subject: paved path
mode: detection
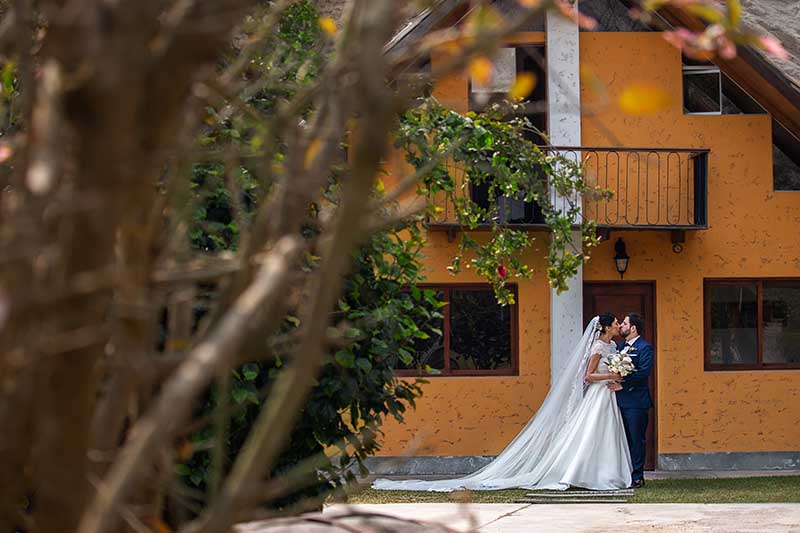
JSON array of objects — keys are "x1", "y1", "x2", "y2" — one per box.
[{"x1": 324, "y1": 503, "x2": 800, "y2": 532}]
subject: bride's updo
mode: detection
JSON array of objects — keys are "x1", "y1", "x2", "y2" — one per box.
[{"x1": 597, "y1": 312, "x2": 616, "y2": 334}]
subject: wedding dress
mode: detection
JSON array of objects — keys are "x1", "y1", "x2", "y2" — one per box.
[{"x1": 372, "y1": 317, "x2": 632, "y2": 491}]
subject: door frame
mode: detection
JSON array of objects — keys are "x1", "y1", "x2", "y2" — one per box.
[{"x1": 583, "y1": 280, "x2": 658, "y2": 470}]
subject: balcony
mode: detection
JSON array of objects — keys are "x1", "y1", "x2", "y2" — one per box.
[{"x1": 426, "y1": 147, "x2": 709, "y2": 240}]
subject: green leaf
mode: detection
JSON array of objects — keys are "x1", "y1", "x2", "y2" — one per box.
[
  {"x1": 345, "y1": 327, "x2": 363, "y2": 339},
  {"x1": 424, "y1": 365, "x2": 442, "y2": 375},
  {"x1": 1, "y1": 62, "x2": 14, "y2": 95},
  {"x1": 398, "y1": 348, "x2": 414, "y2": 365},
  {"x1": 335, "y1": 350, "x2": 355, "y2": 368},
  {"x1": 356, "y1": 358, "x2": 372, "y2": 372},
  {"x1": 242, "y1": 363, "x2": 259, "y2": 381},
  {"x1": 231, "y1": 386, "x2": 250, "y2": 404},
  {"x1": 411, "y1": 286, "x2": 421, "y2": 301}
]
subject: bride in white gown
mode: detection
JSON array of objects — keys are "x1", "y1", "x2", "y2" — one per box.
[{"x1": 373, "y1": 314, "x2": 632, "y2": 491}]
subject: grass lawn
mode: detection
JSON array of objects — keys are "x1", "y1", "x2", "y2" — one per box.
[{"x1": 346, "y1": 476, "x2": 800, "y2": 504}]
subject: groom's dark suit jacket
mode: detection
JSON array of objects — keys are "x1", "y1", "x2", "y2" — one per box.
[{"x1": 615, "y1": 336, "x2": 654, "y2": 410}]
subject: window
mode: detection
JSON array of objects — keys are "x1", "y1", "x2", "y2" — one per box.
[
  {"x1": 683, "y1": 63, "x2": 722, "y2": 115},
  {"x1": 396, "y1": 285, "x2": 518, "y2": 376},
  {"x1": 682, "y1": 59, "x2": 765, "y2": 116},
  {"x1": 705, "y1": 280, "x2": 800, "y2": 370}
]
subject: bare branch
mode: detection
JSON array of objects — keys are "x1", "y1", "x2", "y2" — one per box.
[{"x1": 77, "y1": 236, "x2": 304, "y2": 533}]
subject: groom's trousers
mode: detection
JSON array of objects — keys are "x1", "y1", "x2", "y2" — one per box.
[{"x1": 620, "y1": 408, "x2": 648, "y2": 482}]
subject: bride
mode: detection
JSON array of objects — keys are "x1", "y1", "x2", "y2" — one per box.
[{"x1": 372, "y1": 313, "x2": 632, "y2": 491}]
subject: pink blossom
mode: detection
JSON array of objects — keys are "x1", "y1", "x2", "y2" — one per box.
[
  {"x1": 717, "y1": 36, "x2": 737, "y2": 60},
  {"x1": 0, "y1": 143, "x2": 12, "y2": 163},
  {"x1": 663, "y1": 28, "x2": 695, "y2": 49},
  {"x1": 759, "y1": 35, "x2": 790, "y2": 61}
]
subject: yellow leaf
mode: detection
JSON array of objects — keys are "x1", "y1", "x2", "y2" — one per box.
[
  {"x1": 580, "y1": 67, "x2": 605, "y2": 97},
  {"x1": 166, "y1": 338, "x2": 190, "y2": 352},
  {"x1": 509, "y1": 72, "x2": 537, "y2": 101},
  {"x1": 305, "y1": 139, "x2": 322, "y2": 169},
  {"x1": 641, "y1": 0, "x2": 667, "y2": 10},
  {"x1": 434, "y1": 206, "x2": 444, "y2": 213},
  {"x1": 435, "y1": 39, "x2": 465, "y2": 60},
  {"x1": 469, "y1": 56, "x2": 493, "y2": 87},
  {"x1": 375, "y1": 178, "x2": 385, "y2": 193},
  {"x1": 177, "y1": 440, "x2": 194, "y2": 461},
  {"x1": 685, "y1": 4, "x2": 724, "y2": 24},
  {"x1": 463, "y1": 5, "x2": 504, "y2": 36},
  {"x1": 148, "y1": 517, "x2": 172, "y2": 533},
  {"x1": 618, "y1": 84, "x2": 672, "y2": 115},
  {"x1": 318, "y1": 17, "x2": 337, "y2": 37},
  {"x1": 727, "y1": 0, "x2": 742, "y2": 26}
]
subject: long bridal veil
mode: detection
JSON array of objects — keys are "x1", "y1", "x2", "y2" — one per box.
[{"x1": 372, "y1": 316, "x2": 601, "y2": 491}]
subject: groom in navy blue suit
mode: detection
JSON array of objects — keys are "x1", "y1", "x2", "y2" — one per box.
[{"x1": 610, "y1": 312, "x2": 653, "y2": 488}]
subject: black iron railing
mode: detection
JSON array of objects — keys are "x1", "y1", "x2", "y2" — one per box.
[
  {"x1": 551, "y1": 147, "x2": 709, "y2": 229},
  {"x1": 426, "y1": 147, "x2": 709, "y2": 231}
]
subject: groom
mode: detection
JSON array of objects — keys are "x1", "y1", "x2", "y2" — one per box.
[{"x1": 609, "y1": 312, "x2": 653, "y2": 488}]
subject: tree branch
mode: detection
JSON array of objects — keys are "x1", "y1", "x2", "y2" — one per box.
[{"x1": 77, "y1": 235, "x2": 304, "y2": 533}]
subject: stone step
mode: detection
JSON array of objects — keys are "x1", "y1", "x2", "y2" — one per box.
[
  {"x1": 516, "y1": 498, "x2": 631, "y2": 504},
  {"x1": 525, "y1": 490, "x2": 635, "y2": 498}
]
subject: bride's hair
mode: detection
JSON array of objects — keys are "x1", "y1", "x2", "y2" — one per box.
[{"x1": 597, "y1": 312, "x2": 616, "y2": 334}]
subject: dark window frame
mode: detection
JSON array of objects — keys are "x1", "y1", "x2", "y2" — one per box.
[
  {"x1": 704, "y1": 278, "x2": 800, "y2": 371},
  {"x1": 682, "y1": 64, "x2": 722, "y2": 115},
  {"x1": 396, "y1": 283, "x2": 520, "y2": 377}
]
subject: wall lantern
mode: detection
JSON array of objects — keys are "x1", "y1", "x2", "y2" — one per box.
[{"x1": 614, "y1": 237, "x2": 629, "y2": 279}]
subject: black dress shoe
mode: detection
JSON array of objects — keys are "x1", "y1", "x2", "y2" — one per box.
[{"x1": 631, "y1": 479, "x2": 645, "y2": 489}]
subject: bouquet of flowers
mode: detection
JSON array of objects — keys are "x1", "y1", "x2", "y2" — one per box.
[{"x1": 607, "y1": 350, "x2": 635, "y2": 377}]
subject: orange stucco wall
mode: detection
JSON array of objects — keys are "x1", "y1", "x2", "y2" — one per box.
[
  {"x1": 377, "y1": 32, "x2": 800, "y2": 458},
  {"x1": 376, "y1": 233, "x2": 554, "y2": 455},
  {"x1": 581, "y1": 33, "x2": 800, "y2": 454}
]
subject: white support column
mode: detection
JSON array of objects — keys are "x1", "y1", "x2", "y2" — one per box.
[{"x1": 546, "y1": 6, "x2": 583, "y2": 383}]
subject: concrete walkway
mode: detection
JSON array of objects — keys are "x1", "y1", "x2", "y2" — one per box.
[{"x1": 324, "y1": 503, "x2": 800, "y2": 532}]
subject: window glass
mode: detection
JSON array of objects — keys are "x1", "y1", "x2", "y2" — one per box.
[
  {"x1": 763, "y1": 283, "x2": 800, "y2": 364},
  {"x1": 708, "y1": 284, "x2": 758, "y2": 365},
  {"x1": 449, "y1": 289, "x2": 513, "y2": 371}
]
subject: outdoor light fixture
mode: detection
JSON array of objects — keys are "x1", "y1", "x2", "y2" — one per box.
[{"x1": 614, "y1": 237, "x2": 629, "y2": 279}]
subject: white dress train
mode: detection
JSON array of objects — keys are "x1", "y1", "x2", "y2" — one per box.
[{"x1": 372, "y1": 320, "x2": 632, "y2": 491}]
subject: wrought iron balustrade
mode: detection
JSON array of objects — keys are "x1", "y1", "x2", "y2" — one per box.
[{"x1": 425, "y1": 146, "x2": 709, "y2": 232}]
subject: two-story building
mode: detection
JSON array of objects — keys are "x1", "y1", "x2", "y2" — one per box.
[{"x1": 370, "y1": 0, "x2": 800, "y2": 476}]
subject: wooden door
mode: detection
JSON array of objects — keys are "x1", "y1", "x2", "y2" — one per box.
[{"x1": 583, "y1": 281, "x2": 657, "y2": 471}]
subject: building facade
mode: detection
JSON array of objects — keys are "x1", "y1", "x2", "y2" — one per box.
[{"x1": 372, "y1": 0, "x2": 800, "y2": 474}]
